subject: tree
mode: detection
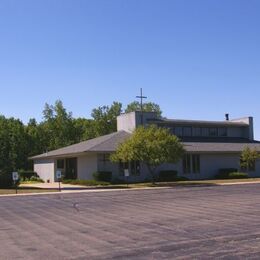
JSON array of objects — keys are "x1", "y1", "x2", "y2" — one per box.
[
  {"x1": 0, "y1": 116, "x2": 29, "y2": 172},
  {"x1": 240, "y1": 147, "x2": 259, "y2": 172},
  {"x1": 125, "y1": 101, "x2": 162, "y2": 118},
  {"x1": 111, "y1": 125, "x2": 185, "y2": 183},
  {"x1": 42, "y1": 100, "x2": 76, "y2": 150},
  {"x1": 73, "y1": 118, "x2": 95, "y2": 142},
  {"x1": 91, "y1": 102, "x2": 122, "y2": 136}
]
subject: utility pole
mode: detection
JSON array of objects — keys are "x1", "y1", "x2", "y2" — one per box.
[{"x1": 136, "y1": 88, "x2": 147, "y2": 126}]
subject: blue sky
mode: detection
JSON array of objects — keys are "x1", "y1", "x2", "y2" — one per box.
[{"x1": 0, "y1": 0, "x2": 259, "y2": 138}]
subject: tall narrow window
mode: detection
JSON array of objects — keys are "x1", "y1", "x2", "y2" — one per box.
[
  {"x1": 192, "y1": 155, "x2": 200, "y2": 173},
  {"x1": 131, "y1": 161, "x2": 141, "y2": 176},
  {"x1": 183, "y1": 154, "x2": 191, "y2": 174},
  {"x1": 57, "y1": 159, "x2": 65, "y2": 169},
  {"x1": 183, "y1": 154, "x2": 201, "y2": 174},
  {"x1": 119, "y1": 161, "x2": 129, "y2": 176}
]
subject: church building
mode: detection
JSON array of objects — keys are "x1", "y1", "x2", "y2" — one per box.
[{"x1": 31, "y1": 111, "x2": 260, "y2": 183}]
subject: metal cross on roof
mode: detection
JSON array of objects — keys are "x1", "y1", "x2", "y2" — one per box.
[{"x1": 136, "y1": 88, "x2": 147, "y2": 125}]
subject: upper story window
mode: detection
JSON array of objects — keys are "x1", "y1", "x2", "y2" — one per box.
[
  {"x1": 174, "y1": 127, "x2": 183, "y2": 136},
  {"x1": 201, "y1": 127, "x2": 209, "y2": 136},
  {"x1": 99, "y1": 154, "x2": 110, "y2": 163},
  {"x1": 183, "y1": 127, "x2": 192, "y2": 136},
  {"x1": 218, "y1": 127, "x2": 228, "y2": 137},
  {"x1": 193, "y1": 127, "x2": 201, "y2": 136},
  {"x1": 209, "y1": 128, "x2": 218, "y2": 137}
]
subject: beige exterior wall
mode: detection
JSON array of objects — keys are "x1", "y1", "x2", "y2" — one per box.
[
  {"x1": 77, "y1": 153, "x2": 98, "y2": 180},
  {"x1": 34, "y1": 159, "x2": 55, "y2": 183},
  {"x1": 117, "y1": 111, "x2": 158, "y2": 132}
]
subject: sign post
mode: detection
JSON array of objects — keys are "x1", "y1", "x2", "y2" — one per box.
[
  {"x1": 124, "y1": 169, "x2": 129, "y2": 188},
  {"x1": 12, "y1": 172, "x2": 19, "y2": 194},
  {"x1": 56, "y1": 170, "x2": 62, "y2": 192}
]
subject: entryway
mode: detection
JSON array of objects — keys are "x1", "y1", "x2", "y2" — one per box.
[{"x1": 65, "y1": 158, "x2": 78, "y2": 179}]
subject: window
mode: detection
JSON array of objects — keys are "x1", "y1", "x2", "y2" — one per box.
[
  {"x1": 218, "y1": 127, "x2": 228, "y2": 137},
  {"x1": 192, "y1": 155, "x2": 200, "y2": 173},
  {"x1": 169, "y1": 127, "x2": 175, "y2": 135},
  {"x1": 119, "y1": 161, "x2": 141, "y2": 176},
  {"x1": 131, "y1": 161, "x2": 141, "y2": 176},
  {"x1": 99, "y1": 154, "x2": 110, "y2": 163},
  {"x1": 183, "y1": 154, "x2": 191, "y2": 174},
  {"x1": 183, "y1": 154, "x2": 201, "y2": 174},
  {"x1": 119, "y1": 161, "x2": 129, "y2": 176},
  {"x1": 201, "y1": 128, "x2": 209, "y2": 137},
  {"x1": 57, "y1": 159, "x2": 64, "y2": 169},
  {"x1": 174, "y1": 127, "x2": 183, "y2": 136},
  {"x1": 183, "y1": 127, "x2": 192, "y2": 136},
  {"x1": 209, "y1": 128, "x2": 218, "y2": 137},
  {"x1": 193, "y1": 127, "x2": 201, "y2": 136}
]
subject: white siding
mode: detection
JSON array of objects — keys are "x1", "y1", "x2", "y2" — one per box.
[
  {"x1": 77, "y1": 154, "x2": 98, "y2": 180},
  {"x1": 34, "y1": 159, "x2": 55, "y2": 183}
]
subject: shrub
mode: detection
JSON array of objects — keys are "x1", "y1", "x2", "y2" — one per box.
[
  {"x1": 62, "y1": 179, "x2": 110, "y2": 186},
  {"x1": 0, "y1": 171, "x2": 14, "y2": 188},
  {"x1": 18, "y1": 170, "x2": 38, "y2": 181},
  {"x1": 158, "y1": 170, "x2": 178, "y2": 182},
  {"x1": 215, "y1": 168, "x2": 238, "y2": 179},
  {"x1": 93, "y1": 171, "x2": 112, "y2": 182},
  {"x1": 29, "y1": 176, "x2": 44, "y2": 183},
  {"x1": 228, "y1": 172, "x2": 248, "y2": 179}
]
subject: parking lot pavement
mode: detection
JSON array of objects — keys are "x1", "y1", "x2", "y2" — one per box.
[{"x1": 1, "y1": 185, "x2": 260, "y2": 259}]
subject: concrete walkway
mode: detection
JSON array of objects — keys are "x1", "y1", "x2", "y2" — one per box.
[{"x1": 20, "y1": 182, "x2": 88, "y2": 190}]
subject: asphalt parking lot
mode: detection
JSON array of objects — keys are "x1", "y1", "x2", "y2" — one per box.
[{"x1": 1, "y1": 184, "x2": 260, "y2": 259}]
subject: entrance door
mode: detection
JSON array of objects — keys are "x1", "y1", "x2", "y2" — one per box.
[{"x1": 65, "y1": 158, "x2": 77, "y2": 179}]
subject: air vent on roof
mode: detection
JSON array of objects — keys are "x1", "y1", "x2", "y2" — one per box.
[{"x1": 225, "y1": 114, "x2": 229, "y2": 121}]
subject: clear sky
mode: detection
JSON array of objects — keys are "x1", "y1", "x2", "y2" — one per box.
[{"x1": 0, "y1": 0, "x2": 259, "y2": 139}]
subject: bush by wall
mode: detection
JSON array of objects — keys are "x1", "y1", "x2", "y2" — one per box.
[
  {"x1": 215, "y1": 168, "x2": 238, "y2": 179},
  {"x1": 93, "y1": 171, "x2": 112, "y2": 182},
  {"x1": 227, "y1": 172, "x2": 248, "y2": 179},
  {"x1": 216, "y1": 170, "x2": 248, "y2": 179},
  {"x1": 18, "y1": 170, "x2": 38, "y2": 181}
]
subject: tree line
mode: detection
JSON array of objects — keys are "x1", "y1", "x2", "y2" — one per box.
[{"x1": 0, "y1": 100, "x2": 162, "y2": 173}]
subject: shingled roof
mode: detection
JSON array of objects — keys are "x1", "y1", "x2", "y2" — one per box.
[
  {"x1": 30, "y1": 131, "x2": 131, "y2": 160},
  {"x1": 184, "y1": 142, "x2": 260, "y2": 153},
  {"x1": 30, "y1": 130, "x2": 260, "y2": 160}
]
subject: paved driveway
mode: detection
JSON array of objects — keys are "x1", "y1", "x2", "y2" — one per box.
[{"x1": 1, "y1": 184, "x2": 260, "y2": 259}]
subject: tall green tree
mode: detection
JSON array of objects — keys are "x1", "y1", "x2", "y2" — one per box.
[
  {"x1": 240, "y1": 147, "x2": 259, "y2": 172},
  {"x1": 42, "y1": 100, "x2": 76, "y2": 150},
  {"x1": 73, "y1": 118, "x2": 95, "y2": 142},
  {"x1": 0, "y1": 116, "x2": 29, "y2": 172},
  {"x1": 125, "y1": 101, "x2": 162, "y2": 118},
  {"x1": 91, "y1": 102, "x2": 122, "y2": 136},
  {"x1": 111, "y1": 125, "x2": 185, "y2": 183}
]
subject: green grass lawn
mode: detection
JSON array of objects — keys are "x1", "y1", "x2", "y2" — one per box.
[
  {"x1": 0, "y1": 187, "x2": 58, "y2": 195},
  {"x1": 2, "y1": 178, "x2": 260, "y2": 195},
  {"x1": 63, "y1": 177, "x2": 260, "y2": 189},
  {"x1": 129, "y1": 178, "x2": 260, "y2": 188}
]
